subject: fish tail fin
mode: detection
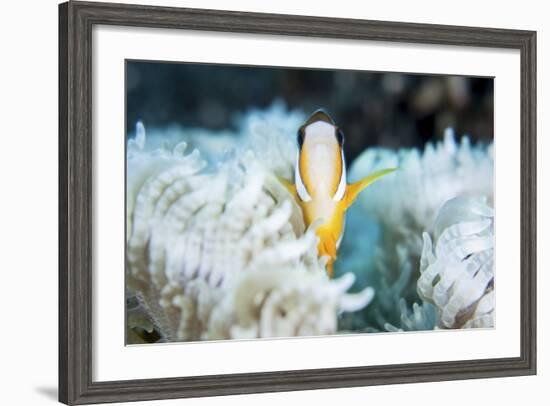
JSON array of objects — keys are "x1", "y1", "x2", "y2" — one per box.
[
  {"x1": 317, "y1": 228, "x2": 338, "y2": 278},
  {"x1": 344, "y1": 167, "x2": 397, "y2": 209},
  {"x1": 326, "y1": 261, "x2": 335, "y2": 278}
]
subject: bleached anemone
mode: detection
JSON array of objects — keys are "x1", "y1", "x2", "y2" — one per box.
[
  {"x1": 126, "y1": 104, "x2": 495, "y2": 339},
  {"x1": 384, "y1": 299, "x2": 437, "y2": 333},
  {"x1": 126, "y1": 122, "x2": 373, "y2": 343},
  {"x1": 418, "y1": 197, "x2": 494, "y2": 329},
  {"x1": 349, "y1": 128, "x2": 493, "y2": 252},
  {"x1": 239, "y1": 101, "x2": 305, "y2": 180},
  {"x1": 341, "y1": 129, "x2": 494, "y2": 331},
  {"x1": 209, "y1": 269, "x2": 374, "y2": 340}
]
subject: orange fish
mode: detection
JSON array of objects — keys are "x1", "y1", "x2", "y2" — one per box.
[{"x1": 281, "y1": 110, "x2": 396, "y2": 277}]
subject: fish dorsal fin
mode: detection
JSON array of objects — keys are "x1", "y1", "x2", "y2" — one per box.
[{"x1": 303, "y1": 109, "x2": 335, "y2": 127}]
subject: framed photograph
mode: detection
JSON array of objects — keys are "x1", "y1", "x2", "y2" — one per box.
[{"x1": 59, "y1": 1, "x2": 536, "y2": 404}]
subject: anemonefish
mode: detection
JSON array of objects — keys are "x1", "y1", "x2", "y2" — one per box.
[{"x1": 281, "y1": 110, "x2": 396, "y2": 277}]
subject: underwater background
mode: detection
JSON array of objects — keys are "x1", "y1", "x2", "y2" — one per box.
[
  {"x1": 127, "y1": 62, "x2": 493, "y2": 158},
  {"x1": 125, "y1": 61, "x2": 495, "y2": 343}
]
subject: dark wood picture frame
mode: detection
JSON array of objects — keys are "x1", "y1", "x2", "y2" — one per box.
[{"x1": 59, "y1": 1, "x2": 537, "y2": 404}]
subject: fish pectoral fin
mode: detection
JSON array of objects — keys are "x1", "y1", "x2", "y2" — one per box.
[
  {"x1": 344, "y1": 167, "x2": 397, "y2": 209},
  {"x1": 277, "y1": 176, "x2": 297, "y2": 199}
]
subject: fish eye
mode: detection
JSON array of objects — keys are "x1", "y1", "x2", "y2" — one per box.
[
  {"x1": 297, "y1": 128, "x2": 305, "y2": 147},
  {"x1": 336, "y1": 128, "x2": 344, "y2": 145}
]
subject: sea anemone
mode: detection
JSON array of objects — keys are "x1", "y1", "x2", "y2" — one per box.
[
  {"x1": 126, "y1": 120, "x2": 373, "y2": 343},
  {"x1": 340, "y1": 128, "x2": 494, "y2": 331},
  {"x1": 126, "y1": 104, "x2": 495, "y2": 341},
  {"x1": 418, "y1": 196, "x2": 494, "y2": 329}
]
